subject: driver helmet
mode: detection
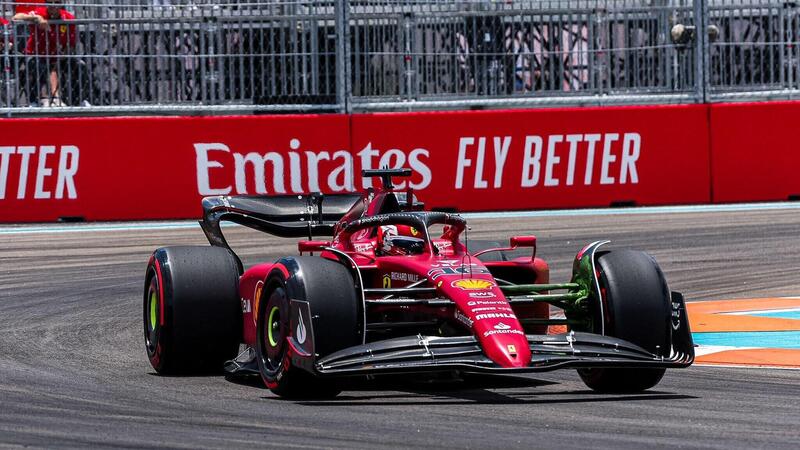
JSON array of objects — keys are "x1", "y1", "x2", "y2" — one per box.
[{"x1": 377, "y1": 225, "x2": 425, "y2": 256}]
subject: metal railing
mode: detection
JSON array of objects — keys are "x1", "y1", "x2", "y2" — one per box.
[
  {"x1": 349, "y1": 1, "x2": 700, "y2": 110},
  {"x1": 0, "y1": 1, "x2": 799, "y2": 116}
]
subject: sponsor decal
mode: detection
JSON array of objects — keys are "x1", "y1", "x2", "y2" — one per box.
[
  {"x1": 354, "y1": 242, "x2": 374, "y2": 253},
  {"x1": 454, "y1": 310, "x2": 473, "y2": 328},
  {"x1": 476, "y1": 312, "x2": 516, "y2": 321},
  {"x1": 470, "y1": 306, "x2": 513, "y2": 312},
  {"x1": 455, "y1": 133, "x2": 641, "y2": 189},
  {"x1": 390, "y1": 272, "x2": 419, "y2": 283},
  {"x1": 410, "y1": 227, "x2": 419, "y2": 236},
  {"x1": 428, "y1": 266, "x2": 490, "y2": 280},
  {"x1": 437, "y1": 281, "x2": 443, "y2": 288},
  {"x1": 240, "y1": 298, "x2": 251, "y2": 314},
  {"x1": 451, "y1": 279, "x2": 496, "y2": 290},
  {"x1": 296, "y1": 313, "x2": 307, "y2": 345},
  {"x1": 483, "y1": 329, "x2": 524, "y2": 337},
  {"x1": 433, "y1": 240, "x2": 453, "y2": 252},
  {"x1": 429, "y1": 260, "x2": 478, "y2": 268},
  {"x1": 671, "y1": 300, "x2": 681, "y2": 330},
  {"x1": 482, "y1": 321, "x2": 523, "y2": 337},
  {"x1": 468, "y1": 291, "x2": 497, "y2": 298},
  {"x1": 507, "y1": 344, "x2": 517, "y2": 353},
  {"x1": 467, "y1": 300, "x2": 506, "y2": 306},
  {"x1": 0, "y1": 145, "x2": 80, "y2": 200},
  {"x1": 382, "y1": 274, "x2": 391, "y2": 288},
  {"x1": 252, "y1": 281, "x2": 264, "y2": 321},
  {"x1": 194, "y1": 141, "x2": 431, "y2": 195}
]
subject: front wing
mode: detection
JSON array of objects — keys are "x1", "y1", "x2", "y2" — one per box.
[
  {"x1": 314, "y1": 331, "x2": 693, "y2": 376},
  {"x1": 286, "y1": 292, "x2": 694, "y2": 377}
]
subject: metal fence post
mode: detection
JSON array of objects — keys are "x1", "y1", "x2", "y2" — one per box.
[
  {"x1": 402, "y1": 12, "x2": 416, "y2": 103},
  {"x1": 203, "y1": 16, "x2": 220, "y2": 105},
  {"x1": 3, "y1": 24, "x2": 11, "y2": 115},
  {"x1": 693, "y1": 0, "x2": 709, "y2": 103},
  {"x1": 335, "y1": 0, "x2": 352, "y2": 113}
]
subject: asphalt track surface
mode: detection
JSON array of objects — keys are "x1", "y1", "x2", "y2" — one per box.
[{"x1": 2, "y1": 207, "x2": 800, "y2": 448}]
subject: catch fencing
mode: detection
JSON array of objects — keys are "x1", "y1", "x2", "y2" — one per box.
[{"x1": 0, "y1": 0, "x2": 799, "y2": 115}]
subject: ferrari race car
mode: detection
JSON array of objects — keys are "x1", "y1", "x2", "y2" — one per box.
[{"x1": 143, "y1": 168, "x2": 694, "y2": 398}]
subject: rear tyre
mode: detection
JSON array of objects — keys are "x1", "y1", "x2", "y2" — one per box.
[
  {"x1": 144, "y1": 246, "x2": 241, "y2": 375},
  {"x1": 577, "y1": 250, "x2": 671, "y2": 393},
  {"x1": 256, "y1": 257, "x2": 361, "y2": 399}
]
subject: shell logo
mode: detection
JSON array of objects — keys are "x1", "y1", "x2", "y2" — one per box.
[
  {"x1": 252, "y1": 281, "x2": 264, "y2": 322},
  {"x1": 451, "y1": 279, "x2": 495, "y2": 290}
]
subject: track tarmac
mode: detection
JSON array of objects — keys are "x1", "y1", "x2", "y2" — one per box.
[{"x1": 1, "y1": 206, "x2": 800, "y2": 448}]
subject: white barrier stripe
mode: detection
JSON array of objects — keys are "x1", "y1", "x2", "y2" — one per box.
[{"x1": 3, "y1": 201, "x2": 800, "y2": 235}]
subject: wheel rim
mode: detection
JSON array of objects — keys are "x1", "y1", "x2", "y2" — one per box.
[
  {"x1": 149, "y1": 292, "x2": 158, "y2": 332},
  {"x1": 143, "y1": 275, "x2": 159, "y2": 355},
  {"x1": 267, "y1": 306, "x2": 280, "y2": 347},
  {"x1": 260, "y1": 286, "x2": 288, "y2": 375}
]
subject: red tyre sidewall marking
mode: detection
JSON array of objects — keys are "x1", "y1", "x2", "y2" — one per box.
[
  {"x1": 154, "y1": 257, "x2": 166, "y2": 326},
  {"x1": 146, "y1": 255, "x2": 164, "y2": 368}
]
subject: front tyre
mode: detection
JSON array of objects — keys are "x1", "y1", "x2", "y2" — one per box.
[
  {"x1": 256, "y1": 257, "x2": 361, "y2": 399},
  {"x1": 578, "y1": 250, "x2": 671, "y2": 393},
  {"x1": 144, "y1": 246, "x2": 241, "y2": 374}
]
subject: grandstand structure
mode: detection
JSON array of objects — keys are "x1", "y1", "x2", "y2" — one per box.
[{"x1": 0, "y1": 0, "x2": 797, "y2": 115}]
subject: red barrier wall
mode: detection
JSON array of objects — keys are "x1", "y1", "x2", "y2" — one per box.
[
  {"x1": 0, "y1": 104, "x2": 712, "y2": 222},
  {"x1": 352, "y1": 105, "x2": 711, "y2": 211},
  {"x1": 0, "y1": 115, "x2": 351, "y2": 221},
  {"x1": 710, "y1": 101, "x2": 800, "y2": 203}
]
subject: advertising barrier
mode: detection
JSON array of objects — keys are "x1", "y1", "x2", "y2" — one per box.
[
  {"x1": 351, "y1": 106, "x2": 711, "y2": 211},
  {"x1": 709, "y1": 101, "x2": 800, "y2": 203},
  {"x1": 0, "y1": 115, "x2": 351, "y2": 222},
  {"x1": 1, "y1": 104, "x2": 718, "y2": 222}
]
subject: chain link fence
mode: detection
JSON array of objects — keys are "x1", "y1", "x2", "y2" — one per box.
[{"x1": 0, "y1": 1, "x2": 798, "y2": 115}]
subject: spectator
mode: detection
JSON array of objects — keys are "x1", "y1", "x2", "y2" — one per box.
[
  {"x1": 0, "y1": 16, "x2": 10, "y2": 49},
  {"x1": 13, "y1": 0, "x2": 76, "y2": 107}
]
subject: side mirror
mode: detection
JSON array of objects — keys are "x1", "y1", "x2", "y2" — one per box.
[
  {"x1": 510, "y1": 236, "x2": 536, "y2": 248},
  {"x1": 298, "y1": 240, "x2": 331, "y2": 254}
]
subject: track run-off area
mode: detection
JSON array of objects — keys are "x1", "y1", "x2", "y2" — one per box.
[{"x1": 1, "y1": 202, "x2": 800, "y2": 448}]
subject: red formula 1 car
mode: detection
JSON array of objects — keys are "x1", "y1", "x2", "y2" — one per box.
[{"x1": 143, "y1": 169, "x2": 693, "y2": 398}]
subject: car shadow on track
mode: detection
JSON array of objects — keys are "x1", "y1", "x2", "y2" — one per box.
[
  {"x1": 296, "y1": 390, "x2": 696, "y2": 406},
  {"x1": 271, "y1": 373, "x2": 698, "y2": 405}
]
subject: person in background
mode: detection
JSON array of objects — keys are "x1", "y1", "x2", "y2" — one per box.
[
  {"x1": 12, "y1": 0, "x2": 75, "y2": 107},
  {"x1": 0, "y1": 16, "x2": 9, "y2": 47}
]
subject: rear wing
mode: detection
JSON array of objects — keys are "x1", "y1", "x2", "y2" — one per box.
[{"x1": 199, "y1": 193, "x2": 362, "y2": 259}]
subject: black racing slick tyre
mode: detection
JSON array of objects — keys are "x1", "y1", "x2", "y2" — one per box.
[
  {"x1": 256, "y1": 257, "x2": 361, "y2": 399},
  {"x1": 144, "y1": 246, "x2": 241, "y2": 375},
  {"x1": 578, "y1": 250, "x2": 671, "y2": 393}
]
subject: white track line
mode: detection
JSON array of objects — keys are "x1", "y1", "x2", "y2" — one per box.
[{"x1": 2, "y1": 201, "x2": 800, "y2": 235}]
